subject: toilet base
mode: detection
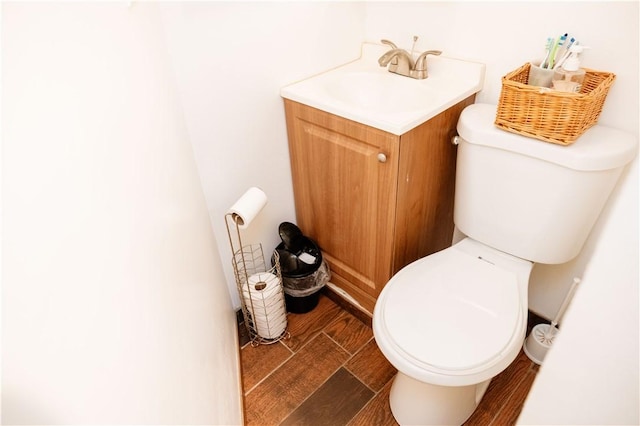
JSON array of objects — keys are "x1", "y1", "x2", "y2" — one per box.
[{"x1": 389, "y1": 372, "x2": 491, "y2": 425}]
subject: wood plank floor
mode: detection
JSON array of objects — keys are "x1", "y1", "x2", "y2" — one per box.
[{"x1": 238, "y1": 293, "x2": 540, "y2": 426}]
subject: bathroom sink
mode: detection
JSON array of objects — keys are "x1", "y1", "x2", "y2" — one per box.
[
  {"x1": 281, "y1": 43, "x2": 485, "y2": 135},
  {"x1": 323, "y1": 71, "x2": 441, "y2": 114}
]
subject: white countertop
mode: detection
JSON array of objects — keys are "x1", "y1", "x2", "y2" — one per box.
[{"x1": 281, "y1": 42, "x2": 485, "y2": 135}]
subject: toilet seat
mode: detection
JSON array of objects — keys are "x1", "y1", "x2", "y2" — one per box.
[{"x1": 373, "y1": 239, "x2": 529, "y2": 386}]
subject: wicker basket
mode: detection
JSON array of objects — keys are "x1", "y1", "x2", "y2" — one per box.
[{"x1": 495, "y1": 63, "x2": 615, "y2": 145}]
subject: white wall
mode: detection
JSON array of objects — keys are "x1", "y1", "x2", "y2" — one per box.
[
  {"x1": 1, "y1": 3, "x2": 242, "y2": 424},
  {"x1": 518, "y1": 160, "x2": 639, "y2": 425},
  {"x1": 159, "y1": 2, "x2": 366, "y2": 309}
]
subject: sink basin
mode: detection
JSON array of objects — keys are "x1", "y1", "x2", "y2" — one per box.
[
  {"x1": 281, "y1": 42, "x2": 485, "y2": 135},
  {"x1": 324, "y1": 71, "x2": 440, "y2": 114}
]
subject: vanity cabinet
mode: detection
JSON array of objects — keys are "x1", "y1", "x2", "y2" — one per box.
[{"x1": 284, "y1": 96, "x2": 475, "y2": 313}]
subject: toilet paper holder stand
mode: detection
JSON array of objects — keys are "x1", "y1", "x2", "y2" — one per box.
[{"x1": 225, "y1": 212, "x2": 290, "y2": 347}]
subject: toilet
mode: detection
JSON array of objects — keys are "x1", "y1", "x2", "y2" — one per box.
[{"x1": 372, "y1": 103, "x2": 637, "y2": 425}]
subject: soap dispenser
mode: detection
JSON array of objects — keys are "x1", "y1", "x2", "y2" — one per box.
[{"x1": 552, "y1": 45, "x2": 586, "y2": 93}]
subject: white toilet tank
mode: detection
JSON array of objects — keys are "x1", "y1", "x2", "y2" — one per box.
[{"x1": 455, "y1": 104, "x2": 637, "y2": 264}]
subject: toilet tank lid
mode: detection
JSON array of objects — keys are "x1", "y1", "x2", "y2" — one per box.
[{"x1": 457, "y1": 103, "x2": 638, "y2": 171}]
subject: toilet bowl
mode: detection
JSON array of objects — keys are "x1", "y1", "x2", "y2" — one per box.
[
  {"x1": 373, "y1": 238, "x2": 532, "y2": 425},
  {"x1": 372, "y1": 103, "x2": 637, "y2": 425}
]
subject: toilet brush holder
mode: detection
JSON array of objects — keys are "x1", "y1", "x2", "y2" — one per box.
[
  {"x1": 524, "y1": 277, "x2": 580, "y2": 365},
  {"x1": 523, "y1": 323, "x2": 557, "y2": 365}
]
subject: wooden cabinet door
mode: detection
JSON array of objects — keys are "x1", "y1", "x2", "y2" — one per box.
[{"x1": 284, "y1": 100, "x2": 399, "y2": 309}]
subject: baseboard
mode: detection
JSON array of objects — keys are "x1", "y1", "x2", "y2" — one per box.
[{"x1": 321, "y1": 285, "x2": 372, "y2": 328}]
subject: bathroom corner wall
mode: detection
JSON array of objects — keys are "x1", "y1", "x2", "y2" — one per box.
[
  {"x1": 2, "y1": 3, "x2": 242, "y2": 424},
  {"x1": 519, "y1": 158, "x2": 639, "y2": 425},
  {"x1": 159, "y1": 2, "x2": 366, "y2": 309}
]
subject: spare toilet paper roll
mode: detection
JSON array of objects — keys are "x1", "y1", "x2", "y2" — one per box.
[
  {"x1": 243, "y1": 272, "x2": 287, "y2": 339},
  {"x1": 243, "y1": 272, "x2": 282, "y2": 301},
  {"x1": 227, "y1": 187, "x2": 268, "y2": 229}
]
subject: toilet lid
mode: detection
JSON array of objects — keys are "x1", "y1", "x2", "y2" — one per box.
[{"x1": 381, "y1": 249, "x2": 521, "y2": 372}]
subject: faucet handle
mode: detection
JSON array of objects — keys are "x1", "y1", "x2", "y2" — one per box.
[
  {"x1": 380, "y1": 39, "x2": 400, "y2": 71},
  {"x1": 381, "y1": 39, "x2": 398, "y2": 49},
  {"x1": 414, "y1": 50, "x2": 442, "y2": 70},
  {"x1": 411, "y1": 50, "x2": 442, "y2": 79}
]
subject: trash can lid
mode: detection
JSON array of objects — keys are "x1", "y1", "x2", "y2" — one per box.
[
  {"x1": 274, "y1": 238, "x2": 323, "y2": 278},
  {"x1": 279, "y1": 222, "x2": 305, "y2": 253}
]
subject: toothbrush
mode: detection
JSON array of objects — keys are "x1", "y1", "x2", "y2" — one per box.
[
  {"x1": 551, "y1": 33, "x2": 568, "y2": 68},
  {"x1": 548, "y1": 33, "x2": 567, "y2": 69},
  {"x1": 554, "y1": 37, "x2": 577, "y2": 69},
  {"x1": 540, "y1": 37, "x2": 554, "y2": 68},
  {"x1": 558, "y1": 36, "x2": 575, "y2": 58}
]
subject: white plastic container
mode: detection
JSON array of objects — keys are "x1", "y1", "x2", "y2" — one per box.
[{"x1": 552, "y1": 45, "x2": 586, "y2": 93}]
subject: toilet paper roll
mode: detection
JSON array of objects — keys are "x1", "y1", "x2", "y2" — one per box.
[
  {"x1": 227, "y1": 187, "x2": 268, "y2": 229},
  {"x1": 243, "y1": 272, "x2": 287, "y2": 339},
  {"x1": 243, "y1": 272, "x2": 282, "y2": 301}
]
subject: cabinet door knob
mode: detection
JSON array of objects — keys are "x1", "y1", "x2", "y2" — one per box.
[{"x1": 377, "y1": 153, "x2": 387, "y2": 163}]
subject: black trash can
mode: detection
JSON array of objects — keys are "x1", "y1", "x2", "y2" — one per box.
[{"x1": 272, "y1": 222, "x2": 330, "y2": 313}]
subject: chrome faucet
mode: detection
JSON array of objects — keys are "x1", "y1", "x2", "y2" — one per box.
[{"x1": 378, "y1": 38, "x2": 442, "y2": 80}]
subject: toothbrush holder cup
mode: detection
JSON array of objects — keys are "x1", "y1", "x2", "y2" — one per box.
[{"x1": 527, "y1": 62, "x2": 555, "y2": 88}]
